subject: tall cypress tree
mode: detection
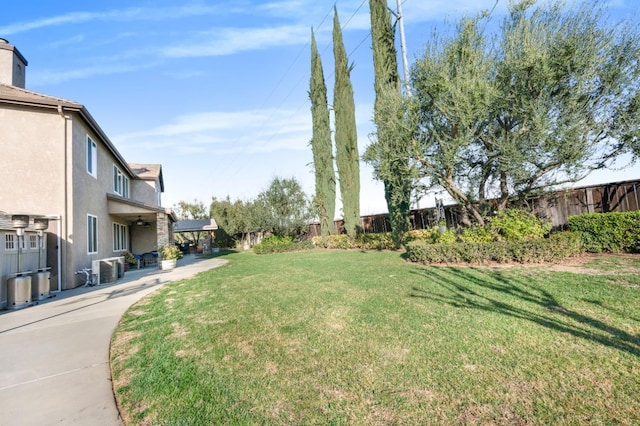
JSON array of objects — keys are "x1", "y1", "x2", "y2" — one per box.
[
  {"x1": 365, "y1": 0, "x2": 413, "y2": 247},
  {"x1": 309, "y1": 28, "x2": 336, "y2": 243},
  {"x1": 333, "y1": 7, "x2": 361, "y2": 237}
]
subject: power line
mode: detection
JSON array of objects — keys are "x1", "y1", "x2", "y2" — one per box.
[
  {"x1": 343, "y1": 0, "x2": 367, "y2": 29},
  {"x1": 218, "y1": 3, "x2": 338, "y2": 181},
  {"x1": 258, "y1": 3, "x2": 336, "y2": 110},
  {"x1": 348, "y1": 32, "x2": 371, "y2": 59},
  {"x1": 222, "y1": 0, "x2": 372, "y2": 181},
  {"x1": 259, "y1": 0, "x2": 368, "y2": 116},
  {"x1": 261, "y1": 0, "x2": 370, "y2": 145}
]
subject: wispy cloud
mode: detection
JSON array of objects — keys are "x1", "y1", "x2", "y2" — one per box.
[
  {"x1": 0, "y1": 5, "x2": 223, "y2": 35},
  {"x1": 46, "y1": 34, "x2": 86, "y2": 48},
  {"x1": 256, "y1": 1, "x2": 309, "y2": 17},
  {"x1": 114, "y1": 108, "x2": 313, "y2": 155},
  {"x1": 30, "y1": 61, "x2": 162, "y2": 85},
  {"x1": 161, "y1": 24, "x2": 310, "y2": 57},
  {"x1": 115, "y1": 101, "x2": 375, "y2": 157},
  {"x1": 0, "y1": 11, "x2": 104, "y2": 35},
  {"x1": 402, "y1": 0, "x2": 508, "y2": 24}
]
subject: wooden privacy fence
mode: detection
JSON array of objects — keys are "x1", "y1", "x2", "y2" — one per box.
[
  {"x1": 307, "y1": 178, "x2": 640, "y2": 235},
  {"x1": 527, "y1": 179, "x2": 640, "y2": 228}
]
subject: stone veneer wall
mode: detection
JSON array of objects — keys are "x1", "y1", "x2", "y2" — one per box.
[{"x1": 156, "y1": 212, "x2": 169, "y2": 247}]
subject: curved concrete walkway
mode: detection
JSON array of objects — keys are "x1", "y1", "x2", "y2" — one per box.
[{"x1": 0, "y1": 254, "x2": 227, "y2": 425}]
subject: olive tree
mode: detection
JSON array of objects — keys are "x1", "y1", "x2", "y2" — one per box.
[
  {"x1": 255, "y1": 177, "x2": 313, "y2": 238},
  {"x1": 411, "y1": 0, "x2": 640, "y2": 225}
]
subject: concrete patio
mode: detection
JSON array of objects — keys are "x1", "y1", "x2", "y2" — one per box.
[{"x1": 0, "y1": 254, "x2": 227, "y2": 425}]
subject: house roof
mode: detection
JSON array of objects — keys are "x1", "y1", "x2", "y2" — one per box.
[
  {"x1": 173, "y1": 219, "x2": 219, "y2": 233},
  {"x1": 0, "y1": 83, "x2": 79, "y2": 109},
  {"x1": 129, "y1": 163, "x2": 164, "y2": 192},
  {"x1": 106, "y1": 193, "x2": 177, "y2": 222},
  {"x1": 0, "y1": 82, "x2": 136, "y2": 178}
]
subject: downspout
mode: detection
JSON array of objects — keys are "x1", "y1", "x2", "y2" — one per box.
[
  {"x1": 56, "y1": 215, "x2": 61, "y2": 292},
  {"x1": 43, "y1": 214, "x2": 62, "y2": 293},
  {"x1": 58, "y1": 105, "x2": 69, "y2": 291}
]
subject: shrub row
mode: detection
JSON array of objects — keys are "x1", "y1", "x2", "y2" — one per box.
[
  {"x1": 254, "y1": 233, "x2": 398, "y2": 254},
  {"x1": 253, "y1": 236, "x2": 314, "y2": 254},
  {"x1": 310, "y1": 231, "x2": 452, "y2": 251},
  {"x1": 405, "y1": 209, "x2": 551, "y2": 245},
  {"x1": 312, "y1": 233, "x2": 397, "y2": 250},
  {"x1": 406, "y1": 232, "x2": 582, "y2": 264},
  {"x1": 255, "y1": 210, "x2": 640, "y2": 257},
  {"x1": 568, "y1": 211, "x2": 640, "y2": 253}
]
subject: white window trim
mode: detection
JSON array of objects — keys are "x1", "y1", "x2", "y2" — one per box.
[
  {"x1": 113, "y1": 165, "x2": 130, "y2": 198},
  {"x1": 88, "y1": 214, "x2": 98, "y2": 254},
  {"x1": 29, "y1": 234, "x2": 38, "y2": 250},
  {"x1": 5, "y1": 233, "x2": 16, "y2": 251},
  {"x1": 87, "y1": 137, "x2": 97, "y2": 178},
  {"x1": 112, "y1": 222, "x2": 128, "y2": 252}
]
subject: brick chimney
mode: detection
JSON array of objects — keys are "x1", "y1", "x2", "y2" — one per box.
[{"x1": 0, "y1": 38, "x2": 28, "y2": 88}]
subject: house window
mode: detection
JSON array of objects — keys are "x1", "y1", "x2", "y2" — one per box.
[
  {"x1": 5, "y1": 233, "x2": 15, "y2": 251},
  {"x1": 87, "y1": 214, "x2": 98, "y2": 254},
  {"x1": 87, "y1": 137, "x2": 97, "y2": 178},
  {"x1": 113, "y1": 223, "x2": 127, "y2": 252},
  {"x1": 29, "y1": 234, "x2": 38, "y2": 249},
  {"x1": 113, "y1": 165, "x2": 130, "y2": 198}
]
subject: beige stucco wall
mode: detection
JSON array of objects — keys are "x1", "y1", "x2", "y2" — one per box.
[
  {"x1": 1, "y1": 103, "x2": 168, "y2": 290},
  {"x1": 130, "y1": 179, "x2": 160, "y2": 206},
  {"x1": 68, "y1": 118, "x2": 139, "y2": 287},
  {"x1": 0, "y1": 105, "x2": 66, "y2": 212},
  {"x1": 0, "y1": 105, "x2": 130, "y2": 289},
  {"x1": 0, "y1": 104, "x2": 68, "y2": 289},
  {"x1": 130, "y1": 223, "x2": 158, "y2": 254}
]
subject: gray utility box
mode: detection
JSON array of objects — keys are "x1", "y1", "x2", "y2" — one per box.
[
  {"x1": 31, "y1": 268, "x2": 50, "y2": 301},
  {"x1": 7, "y1": 273, "x2": 32, "y2": 310}
]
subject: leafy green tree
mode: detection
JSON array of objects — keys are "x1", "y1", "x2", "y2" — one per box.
[
  {"x1": 174, "y1": 199, "x2": 208, "y2": 220},
  {"x1": 365, "y1": 0, "x2": 414, "y2": 247},
  {"x1": 256, "y1": 177, "x2": 313, "y2": 238},
  {"x1": 411, "y1": 0, "x2": 640, "y2": 225},
  {"x1": 309, "y1": 28, "x2": 336, "y2": 244},
  {"x1": 173, "y1": 199, "x2": 208, "y2": 244},
  {"x1": 210, "y1": 196, "x2": 245, "y2": 247},
  {"x1": 333, "y1": 7, "x2": 361, "y2": 237}
]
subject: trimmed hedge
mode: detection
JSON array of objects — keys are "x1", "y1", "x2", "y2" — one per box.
[
  {"x1": 253, "y1": 236, "x2": 314, "y2": 254},
  {"x1": 312, "y1": 233, "x2": 397, "y2": 250},
  {"x1": 488, "y1": 209, "x2": 551, "y2": 241},
  {"x1": 568, "y1": 211, "x2": 640, "y2": 253},
  {"x1": 406, "y1": 232, "x2": 582, "y2": 264}
]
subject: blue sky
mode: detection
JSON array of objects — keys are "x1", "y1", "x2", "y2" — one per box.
[{"x1": 2, "y1": 0, "x2": 640, "y2": 216}]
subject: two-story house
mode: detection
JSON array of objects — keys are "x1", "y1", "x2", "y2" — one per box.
[{"x1": 0, "y1": 39, "x2": 176, "y2": 299}]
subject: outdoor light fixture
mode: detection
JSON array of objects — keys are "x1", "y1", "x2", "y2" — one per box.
[
  {"x1": 33, "y1": 217, "x2": 49, "y2": 230},
  {"x1": 136, "y1": 216, "x2": 144, "y2": 226},
  {"x1": 11, "y1": 214, "x2": 29, "y2": 230},
  {"x1": 34, "y1": 218, "x2": 49, "y2": 269},
  {"x1": 11, "y1": 214, "x2": 29, "y2": 271}
]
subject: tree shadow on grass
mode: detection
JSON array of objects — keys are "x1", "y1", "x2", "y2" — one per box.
[{"x1": 409, "y1": 266, "x2": 640, "y2": 358}]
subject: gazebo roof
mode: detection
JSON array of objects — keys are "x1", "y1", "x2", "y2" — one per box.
[{"x1": 173, "y1": 219, "x2": 218, "y2": 233}]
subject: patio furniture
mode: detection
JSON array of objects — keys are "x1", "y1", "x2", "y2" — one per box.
[{"x1": 141, "y1": 252, "x2": 158, "y2": 268}]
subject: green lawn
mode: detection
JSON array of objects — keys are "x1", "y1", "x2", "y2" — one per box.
[{"x1": 111, "y1": 250, "x2": 640, "y2": 425}]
